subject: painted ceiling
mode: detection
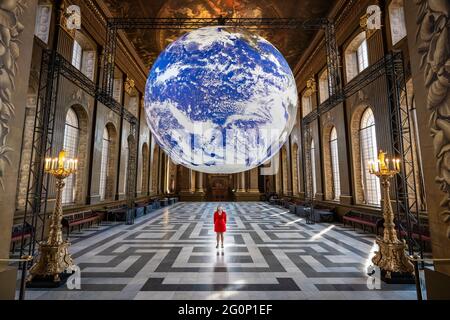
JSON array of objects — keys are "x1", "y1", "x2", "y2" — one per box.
[{"x1": 100, "y1": 0, "x2": 337, "y2": 71}]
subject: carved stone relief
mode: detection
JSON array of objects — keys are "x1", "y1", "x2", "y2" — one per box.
[
  {"x1": 416, "y1": 0, "x2": 450, "y2": 237},
  {"x1": 0, "y1": 0, "x2": 26, "y2": 189}
]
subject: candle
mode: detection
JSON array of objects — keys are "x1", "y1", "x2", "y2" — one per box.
[
  {"x1": 45, "y1": 158, "x2": 50, "y2": 171},
  {"x1": 58, "y1": 150, "x2": 65, "y2": 169},
  {"x1": 396, "y1": 159, "x2": 400, "y2": 171},
  {"x1": 385, "y1": 158, "x2": 389, "y2": 171},
  {"x1": 74, "y1": 159, "x2": 78, "y2": 171}
]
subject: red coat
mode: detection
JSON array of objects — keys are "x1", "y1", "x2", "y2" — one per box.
[{"x1": 214, "y1": 211, "x2": 227, "y2": 233}]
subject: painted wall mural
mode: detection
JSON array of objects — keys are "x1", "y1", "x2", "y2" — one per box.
[
  {"x1": 0, "y1": 0, "x2": 26, "y2": 189},
  {"x1": 416, "y1": 0, "x2": 450, "y2": 237},
  {"x1": 102, "y1": 0, "x2": 336, "y2": 70}
]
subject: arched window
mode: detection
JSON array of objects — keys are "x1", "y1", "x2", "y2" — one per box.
[
  {"x1": 99, "y1": 127, "x2": 110, "y2": 201},
  {"x1": 302, "y1": 93, "x2": 312, "y2": 117},
  {"x1": 345, "y1": 32, "x2": 369, "y2": 82},
  {"x1": 310, "y1": 139, "x2": 317, "y2": 198},
  {"x1": 359, "y1": 108, "x2": 381, "y2": 205},
  {"x1": 330, "y1": 127, "x2": 341, "y2": 201},
  {"x1": 319, "y1": 69, "x2": 329, "y2": 104},
  {"x1": 62, "y1": 108, "x2": 79, "y2": 204},
  {"x1": 389, "y1": 0, "x2": 407, "y2": 45}
]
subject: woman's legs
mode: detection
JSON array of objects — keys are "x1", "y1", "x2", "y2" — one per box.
[
  {"x1": 220, "y1": 233, "x2": 224, "y2": 247},
  {"x1": 216, "y1": 233, "x2": 220, "y2": 248}
]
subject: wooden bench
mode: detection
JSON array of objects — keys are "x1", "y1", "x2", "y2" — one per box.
[
  {"x1": 294, "y1": 202, "x2": 308, "y2": 216},
  {"x1": 135, "y1": 199, "x2": 152, "y2": 218},
  {"x1": 264, "y1": 192, "x2": 277, "y2": 203},
  {"x1": 10, "y1": 222, "x2": 33, "y2": 253},
  {"x1": 311, "y1": 205, "x2": 336, "y2": 223},
  {"x1": 159, "y1": 198, "x2": 169, "y2": 207},
  {"x1": 343, "y1": 211, "x2": 382, "y2": 234},
  {"x1": 61, "y1": 210, "x2": 101, "y2": 239},
  {"x1": 268, "y1": 195, "x2": 279, "y2": 205},
  {"x1": 282, "y1": 198, "x2": 295, "y2": 209},
  {"x1": 100, "y1": 204, "x2": 129, "y2": 222}
]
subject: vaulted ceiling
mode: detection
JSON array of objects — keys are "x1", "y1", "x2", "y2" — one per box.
[{"x1": 99, "y1": 0, "x2": 337, "y2": 72}]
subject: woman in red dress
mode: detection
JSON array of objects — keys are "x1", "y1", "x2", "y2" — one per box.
[{"x1": 214, "y1": 206, "x2": 227, "y2": 248}]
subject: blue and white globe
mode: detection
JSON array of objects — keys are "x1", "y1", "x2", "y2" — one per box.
[{"x1": 144, "y1": 26, "x2": 298, "y2": 174}]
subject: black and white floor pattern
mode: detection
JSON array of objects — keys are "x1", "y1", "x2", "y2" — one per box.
[{"x1": 24, "y1": 202, "x2": 417, "y2": 300}]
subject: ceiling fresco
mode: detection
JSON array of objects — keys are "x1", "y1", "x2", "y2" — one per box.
[{"x1": 100, "y1": 0, "x2": 337, "y2": 71}]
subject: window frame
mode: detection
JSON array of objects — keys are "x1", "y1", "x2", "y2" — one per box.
[
  {"x1": 99, "y1": 127, "x2": 110, "y2": 201},
  {"x1": 72, "y1": 40, "x2": 83, "y2": 70},
  {"x1": 62, "y1": 108, "x2": 80, "y2": 205},
  {"x1": 357, "y1": 39, "x2": 369, "y2": 73},
  {"x1": 359, "y1": 108, "x2": 381, "y2": 206},
  {"x1": 310, "y1": 139, "x2": 317, "y2": 198},
  {"x1": 329, "y1": 127, "x2": 341, "y2": 201},
  {"x1": 319, "y1": 69, "x2": 330, "y2": 104}
]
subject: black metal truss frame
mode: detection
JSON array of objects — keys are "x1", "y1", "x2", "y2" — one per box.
[
  {"x1": 302, "y1": 51, "x2": 424, "y2": 257},
  {"x1": 101, "y1": 17, "x2": 342, "y2": 103},
  {"x1": 20, "y1": 50, "x2": 58, "y2": 258},
  {"x1": 19, "y1": 49, "x2": 138, "y2": 258},
  {"x1": 385, "y1": 52, "x2": 422, "y2": 257}
]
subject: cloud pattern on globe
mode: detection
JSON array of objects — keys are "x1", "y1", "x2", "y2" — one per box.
[{"x1": 144, "y1": 26, "x2": 298, "y2": 174}]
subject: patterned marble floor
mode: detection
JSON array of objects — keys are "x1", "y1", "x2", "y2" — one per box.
[{"x1": 24, "y1": 202, "x2": 417, "y2": 300}]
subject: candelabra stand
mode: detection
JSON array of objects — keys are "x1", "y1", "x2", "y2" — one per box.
[
  {"x1": 369, "y1": 150, "x2": 414, "y2": 280},
  {"x1": 27, "y1": 151, "x2": 78, "y2": 286}
]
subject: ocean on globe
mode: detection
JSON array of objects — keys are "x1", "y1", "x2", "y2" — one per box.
[{"x1": 144, "y1": 26, "x2": 298, "y2": 174}]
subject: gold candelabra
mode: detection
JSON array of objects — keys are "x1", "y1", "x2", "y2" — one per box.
[
  {"x1": 369, "y1": 150, "x2": 414, "y2": 279},
  {"x1": 27, "y1": 150, "x2": 78, "y2": 283}
]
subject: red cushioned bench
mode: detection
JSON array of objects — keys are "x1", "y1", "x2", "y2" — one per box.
[
  {"x1": 377, "y1": 217, "x2": 432, "y2": 252},
  {"x1": 399, "y1": 230, "x2": 431, "y2": 242},
  {"x1": 10, "y1": 222, "x2": 34, "y2": 253},
  {"x1": 62, "y1": 210, "x2": 101, "y2": 239},
  {"x1": 343, "y1": 211, "x2": 383, "y2": 234}
]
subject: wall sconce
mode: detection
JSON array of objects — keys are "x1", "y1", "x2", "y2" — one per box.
[
  {"x1": 124, "y1": 77, "x2": 135, "y2": 95},
  {"x1": 305, "y1": 77, "x2": 316, "y2": 97}
]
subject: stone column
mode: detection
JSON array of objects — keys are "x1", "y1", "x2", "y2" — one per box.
[
  {"x1": 248, "y1": 167, "x2": 260, "y2": 193},
  {"x1": 0, "y1": 0, "x2": 38, "y2": 300},
  {"x1": 405, "y1": 1, "x2": 450, "y2": 275},
  {"x1": 237, "y1": 172, "x2": 246, "y2": 192},
  {"x1": 236, "y1": 170, "x2": 260, "y2": 201},
  {"x1": 195, "y1": 171, "x2": 204, "y2": 193},
  {"x1": 190, "y1": 170, "x2": 196, "y2": 193}
]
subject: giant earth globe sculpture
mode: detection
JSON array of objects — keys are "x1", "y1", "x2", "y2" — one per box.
[{"x1": 144, "y1": 26, "x2": 298, "y2": 174}]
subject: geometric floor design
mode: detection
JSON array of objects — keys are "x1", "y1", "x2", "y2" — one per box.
[{"x1": 24, "y1": 202, "x2": 417, "y2": 300}]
